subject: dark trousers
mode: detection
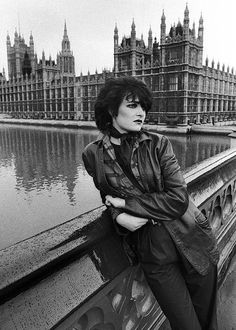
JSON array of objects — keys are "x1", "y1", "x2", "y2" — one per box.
[{"x1": 131, "y1": 222, "x2": 218, "y2": 330}]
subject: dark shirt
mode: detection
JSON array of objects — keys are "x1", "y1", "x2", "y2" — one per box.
[
  {"x1": 110, "y1": 126, "x2": 145, "y2": 192},
  {"x1": 111, "y1": 142, "x2": 145, "y2": 193}
]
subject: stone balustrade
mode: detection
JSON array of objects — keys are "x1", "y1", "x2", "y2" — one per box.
[{"x1": 0, "y1": 148, "x2": 236, "y2": 330}]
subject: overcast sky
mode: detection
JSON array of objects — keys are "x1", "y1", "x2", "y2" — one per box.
[{"x1": 1, "y1": 0, "x2": 236, "y2": 77}]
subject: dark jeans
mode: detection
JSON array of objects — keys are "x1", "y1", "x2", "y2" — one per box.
[{"x1": 131, "y1": 222, "x2": 218, "y2": 330}]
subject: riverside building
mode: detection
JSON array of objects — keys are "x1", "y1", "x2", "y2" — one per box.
[
  {"x1": 1, "y1": 5, "x2": 236, "y2": 125},
  {"x1": 0, "y1": 23, "x2": 79, "y2": 120}
]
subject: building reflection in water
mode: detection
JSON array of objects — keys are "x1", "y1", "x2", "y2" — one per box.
[
  {"x1": 168, "y1": 134, "x2": 230, "y2": 171},
  {"x1": 0, "y1": 125, "x2": 230, "y2": 249},
  {"x1": 0, "y1": 125, "x2": 101, "y2": 249}
]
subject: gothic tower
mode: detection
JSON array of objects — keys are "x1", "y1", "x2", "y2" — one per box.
[
  {"x1": 160, "y1": 4, "x2": 203, "y2": 68},
  {"x1": 57, "y1": 22, "x2": 75, "y2": 76},
  {"x1": 6, "y1": 30, "x2": 35, "y2": 79},
  {"x1": 158, "y1": 4, "x2": 204, "y2": 119},
  {"x1": 113, "y1": 20, "x2": 152, "y2": 75}
]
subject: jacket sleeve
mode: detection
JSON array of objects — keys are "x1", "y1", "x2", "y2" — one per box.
[
  {"x1": 82, "y1": 149, "x2": 105, "y2": 202},
  {"x1": 82, "y1": 149, "x2": 128, "y2": 235},
  {"x1": 124, "y1": 136, "x2": 189, "y2": 221}
]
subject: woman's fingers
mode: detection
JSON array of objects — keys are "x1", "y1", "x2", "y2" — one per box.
[
  {"x1": 105, "y1": 195, "x2": 125, "y2": 208},
  {"x1": 105, "y1": 195, "x2": 112, "y2": 206}
]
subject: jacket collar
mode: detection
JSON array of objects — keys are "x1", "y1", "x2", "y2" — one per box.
[{"x1": 95, "y1": 130, "x2": 151, "y2": 144}]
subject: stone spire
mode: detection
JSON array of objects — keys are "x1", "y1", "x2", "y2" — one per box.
[
  {"x1": 160, "y1": 10, "x2": 166, "y2": 44},
  {"x1": 58, "y1": 21, "x2": 75, "y2": 76},
  {"x1": 192, "y1": 22, "x2": 195, "y2": 38},
  {"x1": 148, "y1": 26, "x2": 153, "y2": 50},
  {"x1": 131, "y1": 19, "x2": 136, "y2": 50},
  {"x1": 183, "y1": 3, "x2": 190, "y2": 39},
  {"x1": 198, "y1": 13, "x2": 204, "y2": 43},
  {"x1": 62, "y1": 20, "x2": 70, "y2": 51},
  {"x1": 42, "y1": 50, "x2": 45, "y2": 64},
  {"x1": 131, "y1": 19, "x2": 136, "y2": 74},
  {"x1": 114, "y1": 23, "x2": 118, "y2": 48},
  {"x1": 114, "y1": 23, "x2": 119, "y2": 74}
]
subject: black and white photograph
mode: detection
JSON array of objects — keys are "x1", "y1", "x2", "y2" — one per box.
[{"x1": 0, "y1": 1, "x2": 236, "y2": 329}]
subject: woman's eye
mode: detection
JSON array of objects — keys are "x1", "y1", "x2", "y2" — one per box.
[{"x1": 127, "y1": 103, "x2": 137, "y2": 108}]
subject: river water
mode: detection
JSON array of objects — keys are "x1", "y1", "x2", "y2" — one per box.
[{"x1": 0, "y1": 124, "x2": 230, "y2": 250}]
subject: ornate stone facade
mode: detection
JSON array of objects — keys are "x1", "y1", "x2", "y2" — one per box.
[
  {"x1": 113, "y1": 5, "x2": 236, "y2": 125},
  {"x1": 1, "y1": 5, "x2": 236, "y2": 124},
  {"x1": 6, "y1": 31, "x2": 36, "y2": 79},
  {"x1": 0, "y1": 23, "x2": 78, "y2": 120},
  {"x1": 77, "y1": 69, "x2": 113, "y2": 121}
]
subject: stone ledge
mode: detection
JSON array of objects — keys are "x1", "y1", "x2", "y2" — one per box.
[
  {"x1": 0, "y1": 118, "x2": 97, "y2": 129},
  {"x1": 184, "y1": 148, "x2": 236, "y2": 186},
  {"x1": 0, "y1": 206, "x2": 107, "y2": 300}
]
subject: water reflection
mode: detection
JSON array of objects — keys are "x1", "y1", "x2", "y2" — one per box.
[
  {"x1": 0, "y1": 125, "x2": 101, "y2": 250},
  {"x1": 0, "y1": 125, "x2": 230, "y2": 249},
  {"x1": 168, "y1": 134, "x2": 230, "y2": 170},
  {"x1": 0, "y1": 126, "x2": 98, "y2": 203}
]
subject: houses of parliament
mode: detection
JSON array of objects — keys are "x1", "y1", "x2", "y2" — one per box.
[{"x1": 1, "y1": 5, "x2": 236, "y2": 125}]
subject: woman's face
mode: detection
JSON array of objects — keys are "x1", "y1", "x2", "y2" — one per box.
[{"x1": 112, "y1": 95, "x2": 146, "y2": 133}]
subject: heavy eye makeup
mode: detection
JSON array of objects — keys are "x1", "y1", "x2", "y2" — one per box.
[{"x1": 126, "y1": 101, "x2": 139, "y2": 108}]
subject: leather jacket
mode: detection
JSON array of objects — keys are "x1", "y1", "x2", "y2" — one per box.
[{"x1": 83, "y1": 130, "x2": 219, "y2": 275}]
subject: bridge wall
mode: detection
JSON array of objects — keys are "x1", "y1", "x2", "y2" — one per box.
[{"x1": 0, "y1": 149, "x2": 236, "y2": 330}]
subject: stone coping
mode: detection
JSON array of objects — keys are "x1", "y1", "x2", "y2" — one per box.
[
  {"x1": 0, "y1": 206, "x2": 106, "y2": 299},
  {"x1": 0, "y1": 118, "x2": 97, "y2": 129},
  {"x1": 184, "y1": 148, "x2": 236, "y2": 185}
]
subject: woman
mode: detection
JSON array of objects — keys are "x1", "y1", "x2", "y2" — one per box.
[{"x1": 82, "y1": 76, "x2": 219, "y2": 330}]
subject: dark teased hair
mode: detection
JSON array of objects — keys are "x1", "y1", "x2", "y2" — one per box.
[{"x1": 94, "y1": 76, "x2": 152, "y2": 132}]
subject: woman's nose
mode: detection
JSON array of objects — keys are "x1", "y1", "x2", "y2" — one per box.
[{"x1": 137, "y1": 105, "x2": 145, "y2": 116}]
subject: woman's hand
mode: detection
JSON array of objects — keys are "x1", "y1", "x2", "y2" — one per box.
[
  {"x1": 116, "y1": 213, "x2": 148, "y2": 232},
  {"x1": 105, "y1": 195, "x2": 125, "y2": 208}
]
